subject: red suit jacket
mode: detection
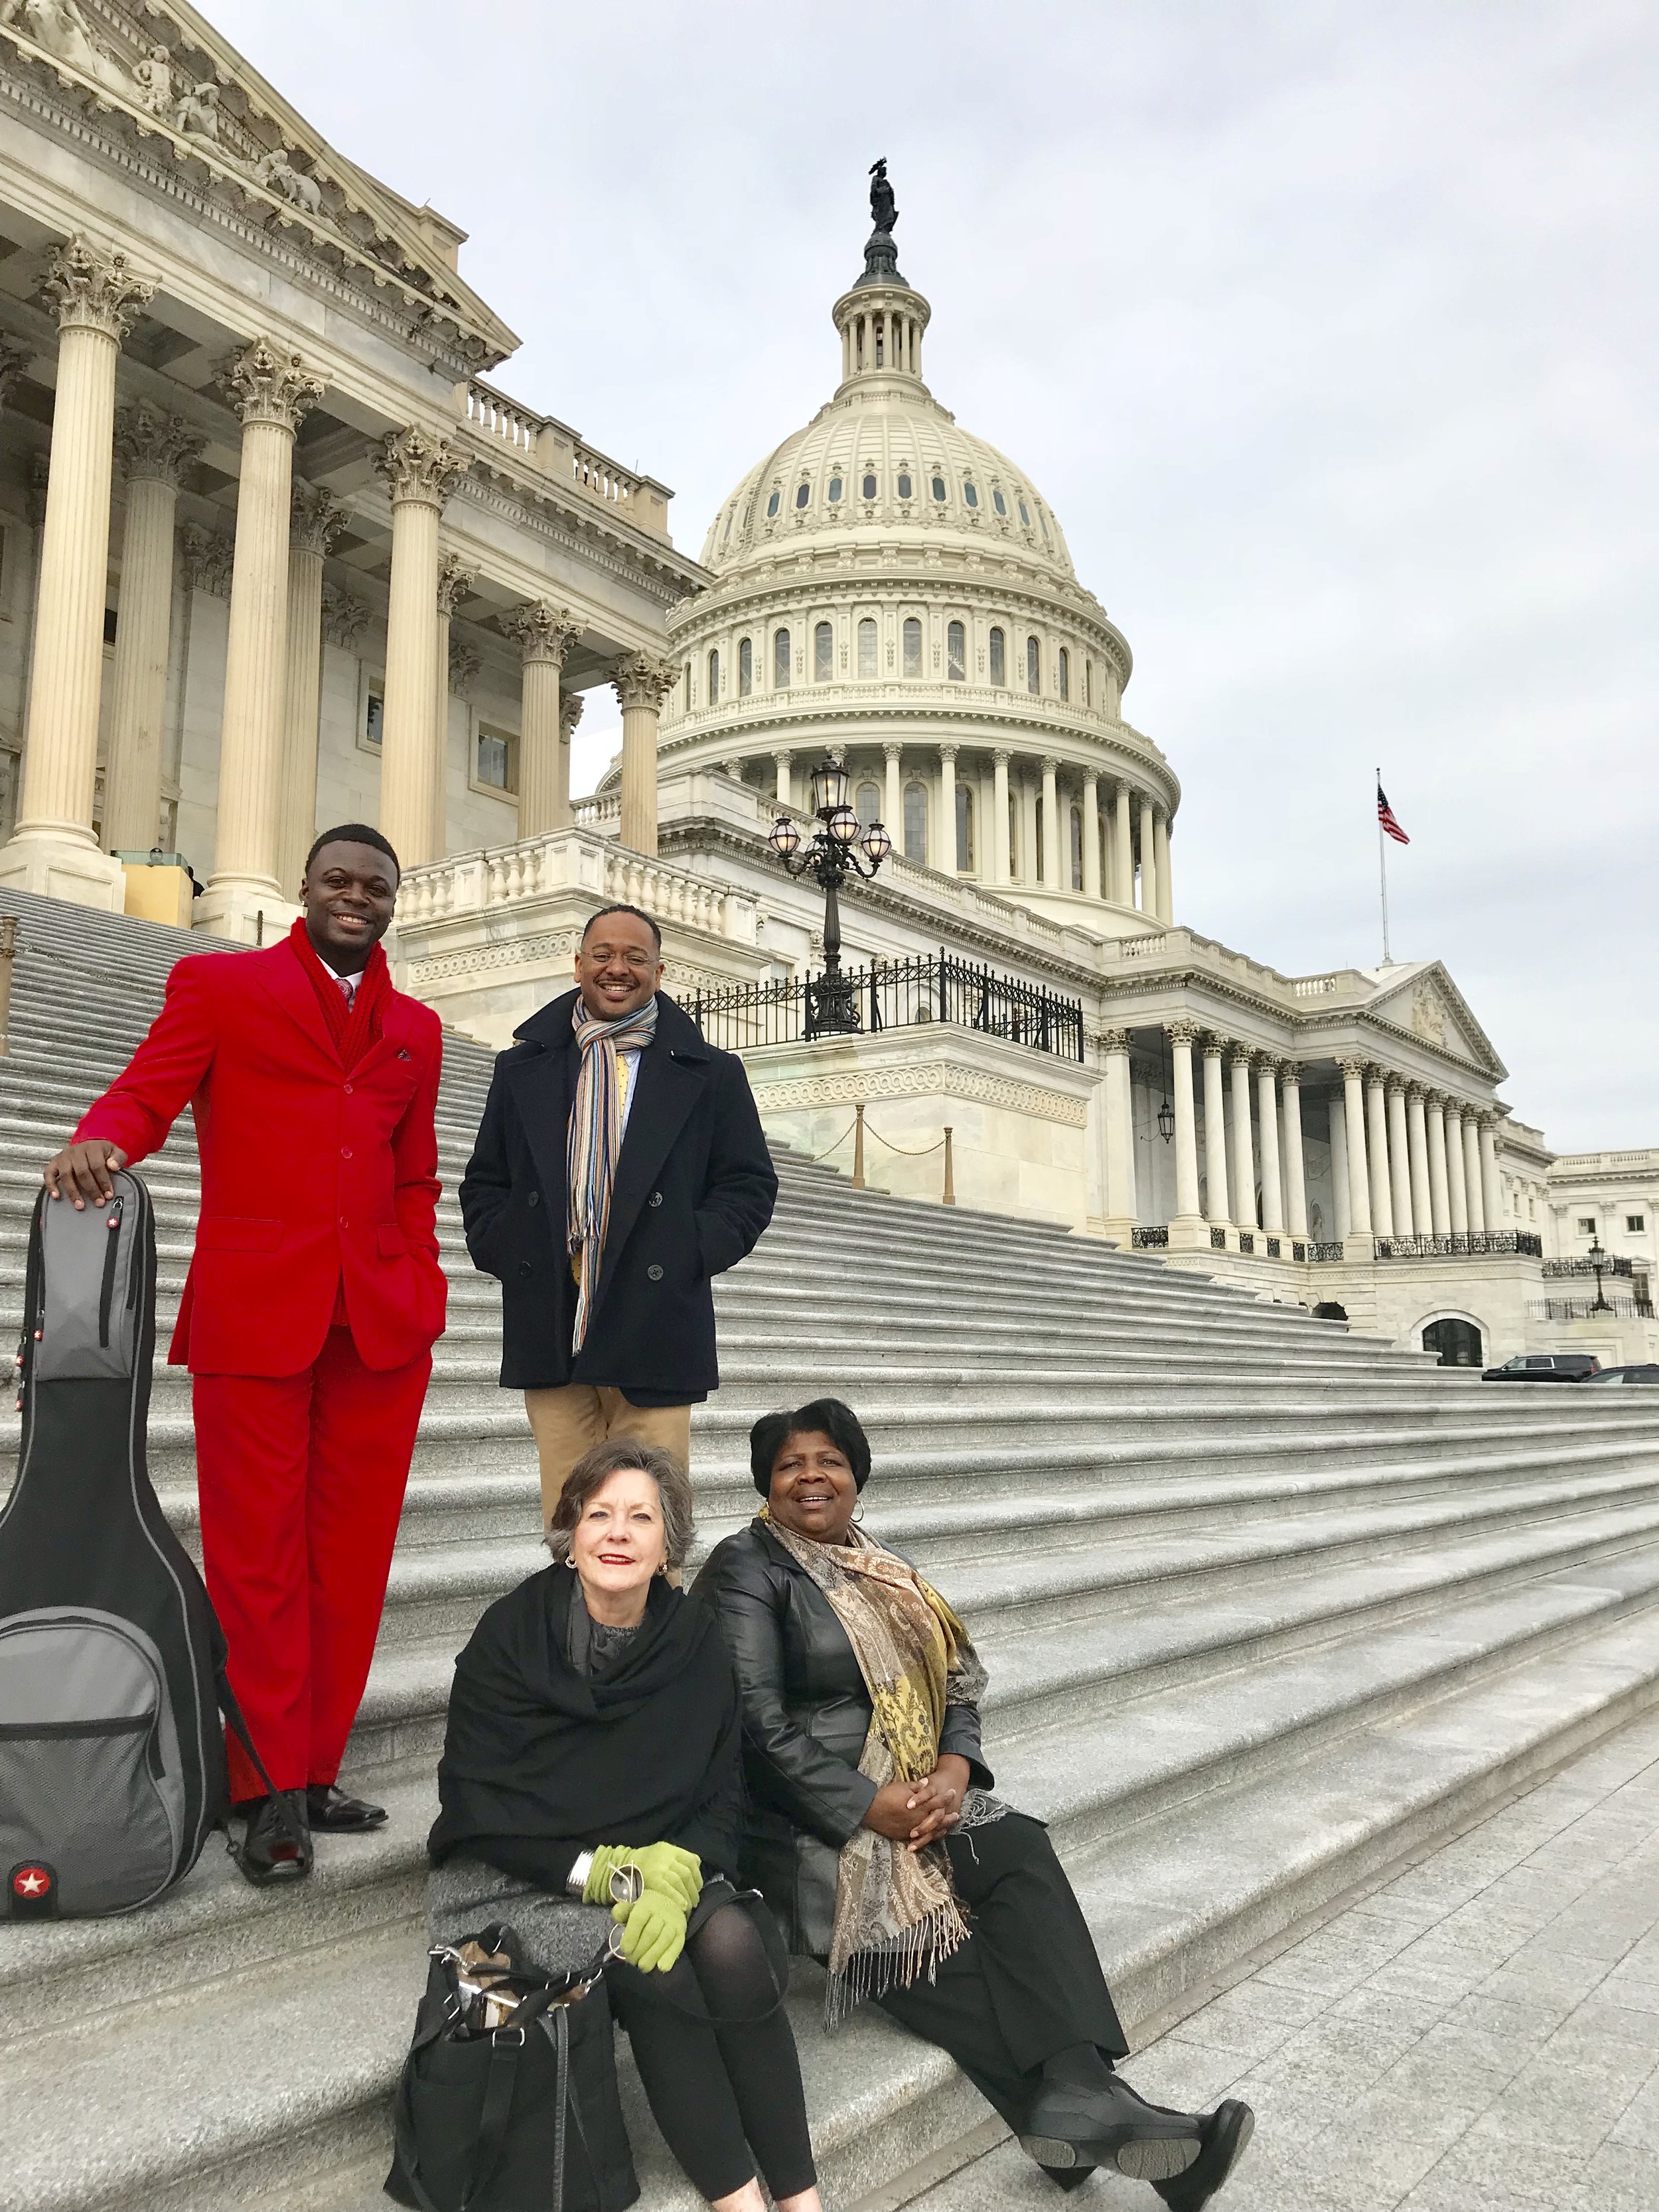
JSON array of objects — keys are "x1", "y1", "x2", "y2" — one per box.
[{"x1": 74, "y1": 937, "x2": 446, "y2": 1376}]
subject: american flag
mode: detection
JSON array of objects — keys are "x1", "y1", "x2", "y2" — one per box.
[{"x1": 1377, "y1": 784, "x2": 1409, "y2": 846}]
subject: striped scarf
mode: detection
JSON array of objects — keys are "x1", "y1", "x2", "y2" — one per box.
[{"x1": 566, "y1": 994, "x2": 659, "y2": 1351}]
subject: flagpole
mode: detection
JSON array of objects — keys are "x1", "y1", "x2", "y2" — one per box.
[{"x1": 1376, "y1": 765, "x2": 1392, "y2": 964}]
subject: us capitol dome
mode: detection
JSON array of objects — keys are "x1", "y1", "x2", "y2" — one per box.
[{"x1": 654, "y1": 166, "x2": 1179, "y2": 938}]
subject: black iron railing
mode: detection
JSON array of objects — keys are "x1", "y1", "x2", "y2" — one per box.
[
  {"x1": 1542, "y1": 1254, "x2": 1636, "y2": 1280},
  {"x1": 1131, "y1": 1226, "x2": 1169, "y2": 1250},
  {"x1": 1532, "y1": 1295, "x2": 1655, "y2": 1321},
  {"x1": 687, "y1": 952, "x2": 1085, "y2": 1063},
  {"x1": 1374, "y1": 1231, "x2": 1543, "y2": 1260},
  {"x1": 1308, "y1": 1241, "x2": 1346, "y2": 1262}
]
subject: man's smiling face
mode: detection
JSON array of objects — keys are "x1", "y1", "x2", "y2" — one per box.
[
  {"x1": 302, "y1": 841, "x2": 398, "y2": 973},
  {"x1": 574, "y1": 909, "x2": 663, "y2": 1021}
]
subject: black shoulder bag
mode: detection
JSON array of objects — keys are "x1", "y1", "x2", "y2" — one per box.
[{"x1": 384, "y1": 1923, "x2": 638, "y2": 2212}]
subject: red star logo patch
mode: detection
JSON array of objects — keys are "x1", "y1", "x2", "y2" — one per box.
[{"x1": 11, "y1": 1865, "x2": 50, "y2": 1897}]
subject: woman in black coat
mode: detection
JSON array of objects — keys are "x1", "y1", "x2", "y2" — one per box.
[
  {"x1": 429, "y1": 1438, "x2": 822, "y2": 2212},
  {"x1": 695, "y1": 1400, "x2": 1255, "y2": 2210}
]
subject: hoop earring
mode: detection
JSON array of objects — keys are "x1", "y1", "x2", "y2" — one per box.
[{"x1": 851, "y1": 1502, "x2": 865, "y2": 1524}]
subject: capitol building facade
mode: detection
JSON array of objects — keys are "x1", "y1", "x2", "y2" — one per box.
[{"x1": 0, "y1": 0, "x2": 1648, "y2": 1370}]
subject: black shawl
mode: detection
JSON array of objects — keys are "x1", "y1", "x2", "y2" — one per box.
[{"x1": 428, "y1": 1566, "x2": 744, "y2": 1893}]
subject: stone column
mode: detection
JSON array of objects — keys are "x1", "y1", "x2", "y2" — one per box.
[
  {"x1": 940, "y1": 744, "x2": 958, "y2": 871},
  {"x1": 432, "y1": 555, "x2": 474, "y2": 859},
  {"x1": 1230, "y1": 1047, "x2": 1258, "y2": 1229},
  {"x1": 1167, "y1": 1020, "x2": 1202, "y2": 1231},
  {"x1": 991, "y1": 749, "x2": 1011, "y2": 883},
  {"x1": 1462, "y1": 1112, "x2": 1486, "y2": 1234},
  {"x1": 1154, "y1": 808, "x2": 1173, "y2": 922},
  {"x1": 1202, "y1": 1037, "x2": 1231, "y2": 1232},
  {"x1": 200, "y1": 340, "x2": 325, "y2": 936},
  {"x1": 773, "y1": 751, "x2": 792, "y2": 808},
  {"x1": 0, "y1": 239, "x2": 155, "y2": 908},
  {"x1": 1328, "y1": 1092, "x2": 1352, "y2": 1239},
  {"x1": 559, "y1": 692, "x2": 583, "y2": 820},
  {"x1": 1425, "y1": 1096, "x2": 1451, "y2": 1234},
  {"x1": 1365, "y1": 1069, "x2": 1394, "y2": 1237},
  {"x1": 506, "y1": 601, "x2": 581, "y2": 838},
  {"x1": 1406, "y1": 1086, "x2": 1433, "y2": 1235},
  {"x1": 1386, "y1": 1078, "x2": 1415, "y2": 1237},
  {"x1": 273, "y1": 482, "x2": 344, "y2": 896},
  {"x1": 1257, "y1": 1057, "x2": 1284, "y2": 1234},
  {"x1": 1099, "y1": 1027, "x2": 1136, "y2": 1238},
  {"x1": 613, "y1": 653, "x2": 676, "y2": 855},
  {"x1": 103, "y1": 403, "x2": 201, "y2": 856},
  {"x1": 1338, "y1": 1057, "x2": 1373, "y2": 1239},
  {"x1": 1019, "y1": 771, "x2": 1040, "y2": 886},
  {"x1": 885, "y1": 743, "x2": 903, "y2": 838},
  {"x1": 1281, "y1": 1064, "x2": 1309, "y2": 1236},
  {"x1": 1040, "y1": 756, "x2": 1060, "y2": 888},
  {"x1": 1081, "y1": 773, "x2": 1101, "y2": 899},
  {"x1": 1114, "y1": 782, "x2": 1133, "y2": 905},
  {"x1": 1445, "y1": 1103, "x2": 1469, "y2": 1234},
  {"x1": 373, "y1": 425, "x2": 461, "y2": 871},
  {"x1": 1479, "y1": 1116, "x2": 1503, "y2": 1230},
  {"x1": 1138, "y1": 793, "x2": 1159, "y2": 915}
]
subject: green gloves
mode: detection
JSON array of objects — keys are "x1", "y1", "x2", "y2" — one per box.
[
  {"x1": 615, "y1": 1887, "x2": 688, "y2": 1972},
  {"x1": 581, "y1": 1841, "x2": 702, "y2": 1915}
]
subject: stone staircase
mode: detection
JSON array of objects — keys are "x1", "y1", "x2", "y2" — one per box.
[{"x1": 3, "y1": 882, "x2": 1659, "y2": 2212}]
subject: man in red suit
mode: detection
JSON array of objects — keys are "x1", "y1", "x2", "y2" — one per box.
[{"x1": 42, "y1": 826, "x2": 445, "y2": 1885}]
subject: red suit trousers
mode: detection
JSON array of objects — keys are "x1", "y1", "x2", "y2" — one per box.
[{"x1": 193, "y1": 1326, "x2": 432, "y2": 1799}]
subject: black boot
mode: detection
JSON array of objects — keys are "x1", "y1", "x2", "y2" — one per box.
[
  {"x1": 1021, "y1": 2071, "x2": 1203, "y2": 2183},
  {"x1": 1153, "y1": 2101, "x2": 1255, "y2": 2209},
  {"x1": 305, "y1": 1783, "x2": 387, "y2": 1832},
  {"x1": 234, "y1": 1789, "x2": 312, "y2": 1887}
]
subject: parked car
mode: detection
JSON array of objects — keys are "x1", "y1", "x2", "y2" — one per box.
[
  {"x1": 1481, "y1": 1353, "x2": 1601, "y2": 1382},
  {"x1": 1585, "y1": 1363, "x2": 1659, "y2": 1385}
]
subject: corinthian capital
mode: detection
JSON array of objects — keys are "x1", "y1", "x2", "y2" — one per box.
[
  {"x1": 289, "y1": 480, "x2": 346, "y2": 555},
  {"x1": 41, "y1": 237, "x2": 155, "y2": 340},
  {"x1": 435, "y1": 554, "x2": 474, "y2": 619},
  {"x1": 611, "y1": 652, "x2": 678, "y2": 712},
  {"x1": 375, "y1": 424, "x2": 463, "y2": 508},
  {"x1": 1336, "y1": 1055, "x2": 1370, "y2": 1082},
  {"x1": 1166, "y1": 1019, "x2": 1202, "y2": 1048},
  {"x1": 114, "y1": 400, "x2": 204, "y2": 488},
  {"x1": 561, "y1": 691, "x2": 585, "y2": 741},
  {"x1": 1098, "y1": 1027, "x2": 1130, "y2": 1057},
  {"x1": 503, "y1": 599, "x2": 581, "y2": 668},
  {"x1": 220, "y1": 338, "x2": 324, "y2": 431}
]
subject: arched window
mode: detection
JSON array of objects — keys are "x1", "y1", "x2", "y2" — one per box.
[
  {"x1": 773, "y1": 628, "x2": 791, "y2": 688},
  {"x1": 946, "y1": 621, "x2": 966, "y2": 682},
  {"x1": 862, "y1": 472, "x2": 877, "y2": 500},
  {"x1": 1058, "y1": 647, "x2": 1070, "y2": 701},
  {"x1": 766, "y1": 489, "x2": 780, "y2": 518},
  {"x1": 828, "y1": 475, "x2": 843, "y2": 502},
  {"x1": 897, "y1": 471, "x2": 913, "y2": 499},
  {"x1": 1069, "y1": 804, "x2": 1083, "y2": 890},
  {"x1": 794, "y1": 481, "x2": 810, "y2": 509},
  {"x1": 902, "y1": 780, "x2": 928, "y2": 862},
  {"x1": 707, "y1": 648, "x2": 720, "y2": 703},
  {"x1": 1008, "y1": 790, "x2": 1020, "y2": 874},
  {"x1": 1017, "y1": 498, "x2": 1031, "y2": 527},
  {"x1": 956, "y1": 781, "x2": 974, "y2": 870},
  {"x1": 856, "y1": 779, "x2": 881, "y2": 826},
  {"x1": 1026, "y1": 636, "x2": 1041, "y2": 694},
  {"x1": 814, "y1": 621, "x2": 833, "y2": 682},
  {"x1": 739, "y1": 636, "x2": 753, "y2": 695},
  {"x1": 683, "y1": 660, "x2": 692, "y2": 707},
  {"x1": 963, "y1": 480, "x2": 979, "y2": 508},
  {"x1": 1038, "y1": 508, "x2": 1051, "y2": 542},
  {"x1": 902, "y1": 617, "x2": 922, "y2": 677},
  {"x1": 930, "y1": 475, "x2": 946, "y2": 502},
  {"x1": 1083, "y1": 658, "x2": 1092, "y2": 707},
  {"x1": 992, "y1": 488, "x2": 1007, "y2": 516},
  {"x1": 1423, "y1": 1318, "x2": 1484, "y2": 1368},
  {"x1": 989, "y1": 627, "x2": 1005, "y2": 685},
  {"x1": 857, "y1": 618, "x2": 878, "y2": 678},
  {"x1": 1035, "y1": 802, "x2": 1045, "y2": 883},
  {"x1": 722, "y1": 508, "x2": 735, "y2": 541}
]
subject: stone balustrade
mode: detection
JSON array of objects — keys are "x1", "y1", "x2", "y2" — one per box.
[
  {"x1": 463, "y1": 379, "x2": 668, "y2": 538},
  {"x1": 397, "y1": 824, "x2": 759, "y2": 944}
]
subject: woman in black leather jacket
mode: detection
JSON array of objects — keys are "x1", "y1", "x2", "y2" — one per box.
[{"x1": 695, "y1": 1398, "x2": 1254, "y2": 2209}]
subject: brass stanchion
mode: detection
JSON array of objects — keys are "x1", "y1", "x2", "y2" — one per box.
[
  {"x1": 942, "y1": 1125, "x2": 955, "y2": 1207},
  {"x1": 851, "y1": 1102, "x2": 866, "y2": 1190},
  {"x1": 0, "y1": 915, "x2": 15, "y2": 1053}
]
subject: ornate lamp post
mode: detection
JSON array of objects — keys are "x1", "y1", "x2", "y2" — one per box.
[
  {"x1": 1588, "y1": 1232, "x2": 1612, "y2": 1314},
  {"x1": 768, "y1": 763, "x2": 892, "y2": 1035}
]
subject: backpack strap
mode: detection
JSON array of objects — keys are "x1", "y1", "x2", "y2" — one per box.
[{"x1": 217, "y1": 1668, "x2": 309, "y2": 1862}]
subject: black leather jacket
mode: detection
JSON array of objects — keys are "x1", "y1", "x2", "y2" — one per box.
[{"x1": 693, "y1": 1520, "x2": 993, "y2": 1956}]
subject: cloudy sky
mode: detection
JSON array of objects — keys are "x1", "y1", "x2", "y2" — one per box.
[{"x1": 219, "y1": 0, "x2": 1658, "y2": 1147}]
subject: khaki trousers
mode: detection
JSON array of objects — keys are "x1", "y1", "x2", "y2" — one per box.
[{"x1": 523, "y1": 1384, "x2": 693, "y2": 1530}]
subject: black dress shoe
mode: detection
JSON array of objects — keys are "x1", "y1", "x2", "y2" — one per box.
[
  {"x1": 1154, "y1": 2101, "x2": 1256, "y2": 2209},
  {"x1": 306, "y1": 1783, "x2": 388, "y2": 1832},
  {"x1": 1021, "y1": 2077, "x2": 1203, "y2": 2181},
  {"x1": 234, "y1": 1789, "x2": 312, "y2": 1887}
]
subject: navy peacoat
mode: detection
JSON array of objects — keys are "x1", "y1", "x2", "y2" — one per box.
[{"x1": 459, "y1": 988, "x2": 777, "y2": 1403}]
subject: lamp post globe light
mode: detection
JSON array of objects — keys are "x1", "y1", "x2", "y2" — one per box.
[{"x1": 768, "y1": 762, "x2": 892, "y2": 1034}]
